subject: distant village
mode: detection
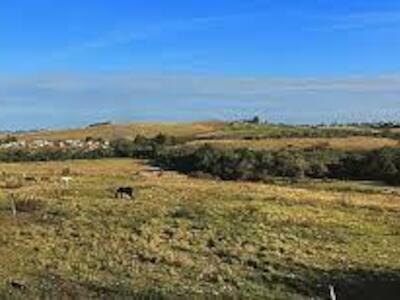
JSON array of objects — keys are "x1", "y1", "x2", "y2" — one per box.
[
  {"x1": 0, "y1": 136, "x2": 111, "y2": 151},
  {"x1": 0, "y1": 121, "x2": 113, "y2": 151}
]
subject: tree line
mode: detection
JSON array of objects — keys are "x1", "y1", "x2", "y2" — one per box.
[
  {"x1": 155, "y1": 145, "x2": 400, "y2": 186},
  {"x1": 1, "y1": 134, "x2": 400, "y2": 186},
  {"x1": 0, "y1": 134, "x2": 177, "y2": 162}
]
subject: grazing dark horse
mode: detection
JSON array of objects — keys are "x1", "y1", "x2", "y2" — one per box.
[
  {"x1": 115, "y1": 187, "x2": 134, "y2": 199},
  {"x1": 24, "y1": 176, "x2": 37, "y2": 182}
]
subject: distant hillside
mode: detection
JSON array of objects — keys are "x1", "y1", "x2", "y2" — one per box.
[
  {"x1": 13, "y1": 121, "x2": 224, "y2": 141},
  {"x1": 5, "y1": 120, "x2": 400, "y2": 144}
]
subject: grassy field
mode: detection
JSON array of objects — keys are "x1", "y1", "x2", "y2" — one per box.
[
  {"x1": 9, "y1": 121, "x2": 389, "y2": 142},
  {"x1": 15, "y1": 121, "x2": 224, "y2": 141},
  {"x1": 0, "y1": 159, "x2": 399, "y2": 299},
  {"x1": 187, "y1": 136, "x2": 400, "y2": 151},
  {"x1": 199, "y1": 123, "x2": 382, "y2": 140}
]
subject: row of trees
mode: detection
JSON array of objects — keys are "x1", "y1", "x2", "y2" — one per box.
[
  {"x1": 0, "y1": 135, "x2": 170, "y2": 160},
  {"x1": 0, "y1": 134, "x2": 175, "y2": 162},
  {"x1": 1, "y1": 133, "x2": 400, "y2": 186},
  {"x1": 0, "y1": 147, "x2": 113, "y2": 162},
  {"x1": 156, "y1": 145, "x2": 400, "y2": 185}
]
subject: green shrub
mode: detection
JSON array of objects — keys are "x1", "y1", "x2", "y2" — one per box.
[{"x1": 155, "y1": 146, "x2": 400, "y2": 186}]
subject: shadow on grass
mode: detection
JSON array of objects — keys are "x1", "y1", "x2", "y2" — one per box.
[
  {"x1": 3, "y1": 272, "x2": 240, "y2": 300},
  {"x1": 279, "y1": 265, "x2": 400, "y2": 300},
  {"x1": 3, "y1": 267, "x2": 400, "y2": 299},
  {"x1": 322, "y1": 269, "x2": 400, "y2": 300}
]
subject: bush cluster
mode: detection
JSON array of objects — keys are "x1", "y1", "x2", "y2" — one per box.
[
  {"x1": 0, "y1": 134, "x2": 174, "y2": 162},
  {"x1": 156, "y1": 145, "x2": 400, "y2": 185},
  {"x1": 111, "y1": 134, "x2": 179, "y2": 158},
  {"x1": 156, "y1": 145, "x2": 337, "y2": 180},
  {"x1": 0, "y1": 148, "x2": 114, "y2": 162},
  {"x1": 2, "y1": 133, "x2": 400, "y2": 186}
]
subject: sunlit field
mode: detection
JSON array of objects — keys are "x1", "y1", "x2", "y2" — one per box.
[
  {"x1": 187, "y1": 136, "x2": 400, "y2": 151},
  {"x1": 0, "y1": 158, "x2": 399, "y2": 298},
  {"x1": 15, "y1": 122, "x2": 224, "y2": 141},
  {"x1": 4, "y1": 0, "x2": 400, "y2": 298}
]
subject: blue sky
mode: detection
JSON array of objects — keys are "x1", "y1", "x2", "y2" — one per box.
[{"x1": 1, "y1": 0, "x2": 400, "y2": 130}]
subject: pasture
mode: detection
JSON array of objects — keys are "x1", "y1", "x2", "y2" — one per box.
[
  {"x1": 186, "y1": 136, "x2": 400, "y2": 151},
  {"x1": 16, "y1": 121, "x2": 224, "y2": 141},
  {"x1": 0, "y1": 159, "x2": 399, "y2": 298}
]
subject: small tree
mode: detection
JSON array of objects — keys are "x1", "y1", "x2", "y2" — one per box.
[{"x1": 250, "y1": 116, "x2": 261, "y2": 124}]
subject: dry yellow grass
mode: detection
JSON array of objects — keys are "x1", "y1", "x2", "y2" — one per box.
[
  {"x1": 0, "y1": 159, "x2": 399, "y2": 298},
  {"x1": 16, "y1": 121, "x2": 224, "y2": 141},
  {"x1": 188, "y1": 136, "x2": 400, "y2": 151}
]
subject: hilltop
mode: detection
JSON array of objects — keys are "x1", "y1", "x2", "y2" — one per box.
[{"x1": 10, "y1": 121, "x2": 224, "y2": 142}]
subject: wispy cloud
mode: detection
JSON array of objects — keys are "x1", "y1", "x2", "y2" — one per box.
[
  {"x1": 311, "y1": 11, "x2": 400, "y2": 31},
  {"x1": 50, "y1": 12, "x2": 265, "y2": 61},
  {"x1": 1, "y1": 72, "x2": 400, "y2": 130},
  {"x1": 4, "y1": 73, "x2": 400, "y2": 101}
]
